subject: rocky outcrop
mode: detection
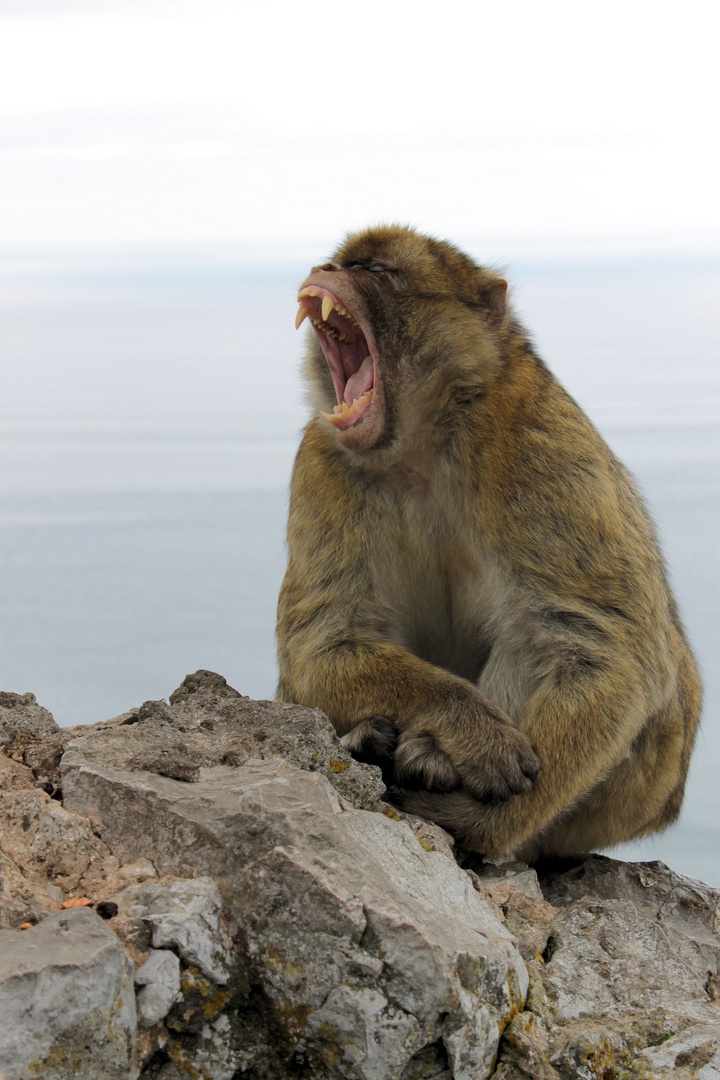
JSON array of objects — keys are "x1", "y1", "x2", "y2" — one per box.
[{"x1": 0, "y1": 670, "x2": 718, "y2": 1080}]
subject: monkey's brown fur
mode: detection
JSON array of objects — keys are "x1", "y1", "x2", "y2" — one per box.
[{"x1": 276, "y1": 225, "x2": 701, "y2": 860}]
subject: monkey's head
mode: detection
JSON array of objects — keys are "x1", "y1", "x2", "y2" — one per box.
[{"x1": 296, "y1": 225, "x2": 508, "y2": 458}]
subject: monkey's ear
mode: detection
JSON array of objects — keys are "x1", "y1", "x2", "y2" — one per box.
[{"x1": 475, "y1": 274, "x2": 507, "y2": 327}]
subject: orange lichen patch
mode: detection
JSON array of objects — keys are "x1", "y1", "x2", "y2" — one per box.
[
  {"x1": 496, "y1": 967, "x2": 527, "y2": 1038},
  {"x1": 19, "y1": 921, "x2": 34, "y2": 929},
  {"x1": 60, "y1": 897, "x2": 93, "y2": 909},
  {"x1": 167, "y1": 1041, "x2": 202, "y2": 1080},
  {"x1": 265, "y1": 947, "x2": 303, "y2": 981},
  {"x1": 278, "y1": 1000, "x2": 311, "y2": 1040},
  {"x1": 203, "y1": 989, "x2": 232, "y2": 1021}
]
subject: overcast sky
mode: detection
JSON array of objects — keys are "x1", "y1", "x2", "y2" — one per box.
[{"x1": 0, "y1": 0, "x2": 718, "y2": 255}]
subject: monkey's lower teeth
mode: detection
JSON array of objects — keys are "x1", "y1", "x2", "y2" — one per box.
[{"x1": 320, "y1": 390, "x2": 373, "y2": 429}]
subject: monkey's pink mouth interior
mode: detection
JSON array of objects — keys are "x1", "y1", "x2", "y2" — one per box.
[{"x1": 297, "y1": 286, "x2": 375, "y2": 431}]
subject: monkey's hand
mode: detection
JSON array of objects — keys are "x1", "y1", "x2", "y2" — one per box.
[{"x1": 393, "y1": 697, "x2": 540, "y2": 802}]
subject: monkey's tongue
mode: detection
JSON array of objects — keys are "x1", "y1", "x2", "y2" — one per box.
[
  {"x1": 343, "y1": 354, "x2": 374, "y2": 406},
  {"x1": 320, "y1": 356, "x2": 374, "y2": 430}
]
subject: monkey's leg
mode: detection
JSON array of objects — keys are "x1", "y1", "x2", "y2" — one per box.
[
  {"x1": 278, "y1": 640, "x2": 540, "y2": 802},
  {"x1": 391, "y1": 667, "x2": 660, "y2": 856},
  {"x1": 516, "y1": 691, "x2": 692, "y2": 859}
]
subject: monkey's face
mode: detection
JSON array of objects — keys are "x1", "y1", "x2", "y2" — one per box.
[{"x1": 296, "y1": 225, "x2": 507, "y2": 456}]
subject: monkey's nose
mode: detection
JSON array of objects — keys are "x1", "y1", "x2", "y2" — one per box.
[{"x1": 314, "y1": 263, "x2": 338, "y2": 273}]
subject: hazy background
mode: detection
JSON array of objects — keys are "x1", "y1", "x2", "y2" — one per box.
[{"x1": 1, "y1": 0, "x2": 718, "y2": 883}]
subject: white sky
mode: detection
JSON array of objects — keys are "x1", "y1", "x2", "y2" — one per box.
[{"x1": 0, "y1": 0, "x2": 719, "y2": 253}]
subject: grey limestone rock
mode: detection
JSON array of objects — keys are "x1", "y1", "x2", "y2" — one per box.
[
  {"x1": 641, "y1": 1022, "x2": 720, "y2": 1076},
  {"x1": 151, "y1": 1013, "x2": 251, "y2": 1080},
  {"x1": 493, "y1": 853, "x2": 720, "y2": 1079},
  {"x1": 0, "y1": 906, "x2": 137, "y2": 1080},
  {"x1": 62, "y1": 668, "x2": 385, "y2": 808},
  {"x1": 134, "y1": 949, "x2": 182, "y2": 1027},
  {"x1": 4, "y1": 673, "x2": 720, "y2": 1080},
  {"x1": 62, "y1": 732, "x2": 526, "y2": 1079},
  {"x1": 470, "y1": 856, "x2": 544, "y2": 901},
  {"x1": 119, "y1": 877, "x2": 234, "y2": 985},
  {"x1": 538, "y1": 854, "x2": 720, "y2": 1024}
]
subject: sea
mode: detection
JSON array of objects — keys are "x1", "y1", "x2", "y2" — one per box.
[{"x1": 1, "y1": 246, "x2": 718, "y2": 885}]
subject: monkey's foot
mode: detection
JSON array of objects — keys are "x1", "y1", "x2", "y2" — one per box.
[
  {"x1": 340, "y1": 716, "x2": 398, "y2": 783},
  {"x1": 386, "y1": 787, "x2": 492, "y2": 851},
  {"x1": 393, "y1": 731, "x2": 462, "y2": 792}
]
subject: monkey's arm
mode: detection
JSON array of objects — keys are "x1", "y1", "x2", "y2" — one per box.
[{"x1": 278, "y1": 629, "x2": 540, "y2": 799}]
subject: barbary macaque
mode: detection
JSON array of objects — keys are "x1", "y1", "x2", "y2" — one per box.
[{"x1": 276, "y1": 225, "x2": 701, "y2": 860}]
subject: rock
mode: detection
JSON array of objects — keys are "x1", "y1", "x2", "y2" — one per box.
[
  {"x1": 0, "y1": 752, "x2": 35, "y2": 792},
  {"x1": 0, "y1": 848, "x2": 63, "y2": 930},
  {"x1": 0, "y1": 783, "x2": 119, "y2": 897},
  {"x1": 379, "y1": 801, "x2": 457, "y2": 860},
  {"x1": 135, "y1": 949, "x2": 182, "y2": 1027},
  {"x1": 0, "y1": 690, "x2": 59, "y2": 752},
  {"x1": 104, "y1": 859, "x2": 158, "y2": 893},
  {"x1": 492, "y1": 853, "x2": 720, "y2": 1078},
  {"x1": 62, "y1": 668, "x2": 385, "y2": 807},
  {"x1": 0, "y1": 906, "x2": 137, "y2": 1080},
  {"x1": 61, "y1": 683, "x2": 527, "y2": 1079},
  {"x1": 22, "y1": 732, "x2": 74, "y2": 787},
  {"x1": 538, "y1": 855, "x2": 720, "y2": 1023},
  {"x1": 0, "y1": 750, "x2": 130, "y2": 928},
  {"x1": 118, "y1": 878, "x2": 234, "y2": 985},
  {"x1": 4, "y1": 672, "x2": 720, "y2": 1080},
  {"x1": 641, "y1": 1022, "x2": 720, "y2": 1075},
  {"x1": 471, "y1": 856, "x2": 544, "y2": 902},
  {"x1": 152, "y1": 1012, "x2": 252, "y2": 1080}
]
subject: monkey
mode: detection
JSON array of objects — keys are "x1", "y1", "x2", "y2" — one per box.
[{"x1": 275, "y1": 225, "x2": 701, "y2": 861}]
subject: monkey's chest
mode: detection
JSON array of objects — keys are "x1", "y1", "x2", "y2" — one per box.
[{"x1": 370, "y1": 530, "x2": 495, "y2": 682}]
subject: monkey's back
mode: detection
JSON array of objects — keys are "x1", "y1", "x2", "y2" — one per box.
[{"x1": 466, "y1": 340, "x2": 702, "y2": 848}]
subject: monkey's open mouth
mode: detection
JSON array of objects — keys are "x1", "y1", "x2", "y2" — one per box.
[{"x1": 296, "y1": 286, "x2": 375, "y2": 431}]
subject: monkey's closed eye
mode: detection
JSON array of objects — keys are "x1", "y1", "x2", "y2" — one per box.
[{"x1": 345, "y1": 261, "x2": 395, "y2": 274}]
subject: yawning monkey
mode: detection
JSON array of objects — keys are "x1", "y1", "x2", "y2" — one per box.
[{"x1": 276, "y1": 225, "x2": 701, "y2": 860}]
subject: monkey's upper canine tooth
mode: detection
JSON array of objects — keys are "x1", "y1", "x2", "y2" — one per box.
[
  {"x1": 321, "y1": 295, "x2": 334, "y2": 322},
  {"x1": 295, "y1": 305, "x2": 309, "y2": 329}
]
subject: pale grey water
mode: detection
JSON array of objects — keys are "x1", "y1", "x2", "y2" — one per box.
[{"x1": 1, "y1": 250, "x2": 718, "y2": 884}]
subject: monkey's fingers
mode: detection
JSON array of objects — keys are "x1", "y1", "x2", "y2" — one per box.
[{"x1": 393, "y1": 731, "x2": 463, "y2": 792}]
